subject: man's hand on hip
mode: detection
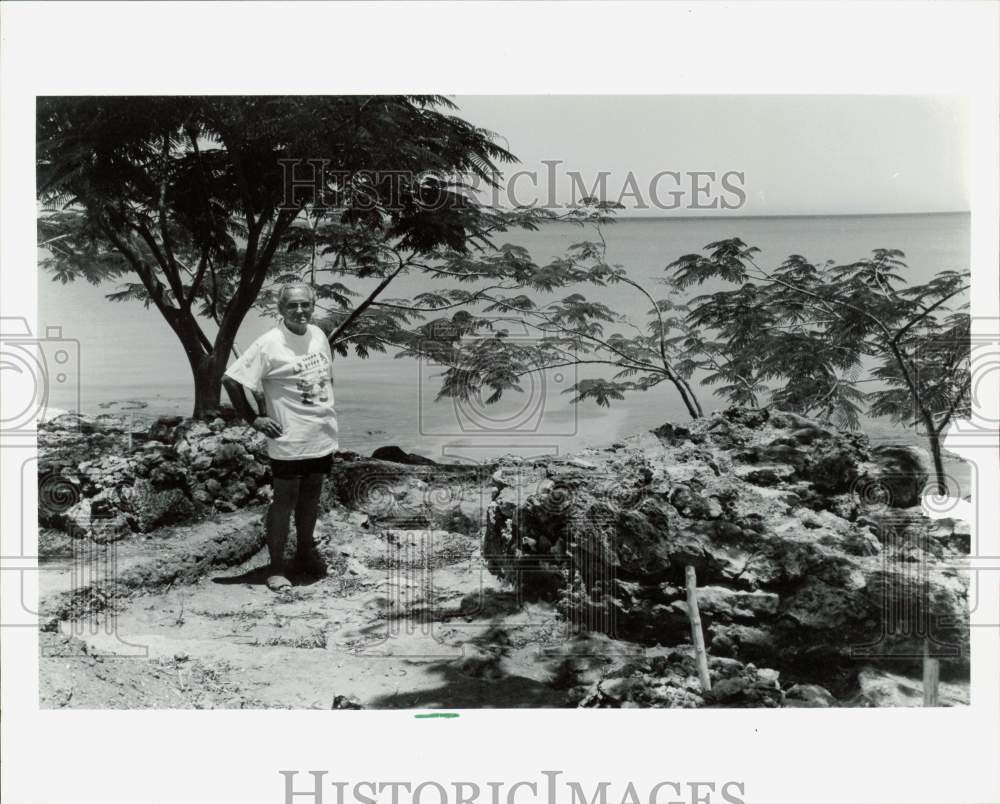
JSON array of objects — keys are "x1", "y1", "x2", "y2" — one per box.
[{"x1": 252, "y1": 417, "x2": 283, "y2": 438}]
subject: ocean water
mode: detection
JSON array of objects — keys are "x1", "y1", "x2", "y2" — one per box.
[{"x1": 37, "y1": 212, "x2": 970, "y2": 489}]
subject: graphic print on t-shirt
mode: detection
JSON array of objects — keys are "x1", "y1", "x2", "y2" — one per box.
[
  {"x1": 291, "y1": 351, "x2": 331, "y2": 406},
  {"x1": 223, "y1": 322, "x2": 338, "y2": 460}
]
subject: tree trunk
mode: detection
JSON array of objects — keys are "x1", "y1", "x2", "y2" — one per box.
[
  {"x1": 157, "y1": 274, "x2": 258, "y2": 420},
  {"x1": 925, "y1": 428, "x2": 948, "y2": 496},
  {"x1": 669, "y1": 376, "x2": 702, "y2": 420},
  {"x1": 192, "y1": 352, "x2": 248, "y2": 419},
  {"x1": 192, "y1": 355, "x2": 224, "y2": 419},
  {"x1": 679, "y1": 376, "x2": 704, "y2": 418}
]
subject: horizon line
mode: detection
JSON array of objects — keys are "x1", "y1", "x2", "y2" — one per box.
[{"x1": 560, "y1": 209, "x2": 972, "y2": 222}]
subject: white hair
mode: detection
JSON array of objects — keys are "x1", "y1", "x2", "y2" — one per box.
[{"x1": 277, "y1": 282, "x2": 316, "y2": 307}]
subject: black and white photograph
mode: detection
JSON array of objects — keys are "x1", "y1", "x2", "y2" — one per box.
[
  {"x1": 30, "y1": 92, "x2": 977, "y2": 710},
  {"x1": 2, "y1": 3, "x2": 998, "y2": 804}
]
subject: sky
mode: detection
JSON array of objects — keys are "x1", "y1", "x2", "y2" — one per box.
[{"x1": 450, "y1": 95, "x2": 970, "y2": 216}]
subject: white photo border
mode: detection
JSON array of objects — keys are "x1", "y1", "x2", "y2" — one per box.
[{"x1": 2, "y1": 3, "x2": 997, "y2": 804}]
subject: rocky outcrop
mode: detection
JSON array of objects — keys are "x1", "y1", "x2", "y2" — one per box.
[
  {"x1": 484, "y1": 407, "x2": 970, "y2": 687},
  {"x1": 869, "y1": 444, "x2": 933, "y2": 508},
  {"x1": 325, "y1": 456, "x2": 492, "y2": 534},
  {"x1": 370, "y1": 445, "x2": 438, "y2": 466},
  {"x1": 571, "y1": 650, "x2": 784, "y2": 709},
  {"x1": 39, "y1": 413, "x2": 272, "y2": 546},
  {"x1": 784, "y1": 683, "x2": 838, "y2": 707},
  {"x1": 847, "y1": 666, "x2": 969, "y2": 707},
  {"x1": 39, "y1": 413, "x2": 492, "y2": 547},
  {"x1": 38, "y1": 405, "x2": 969, "y2": 706}
]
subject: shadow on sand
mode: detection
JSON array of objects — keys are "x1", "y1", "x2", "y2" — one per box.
[
  {"x1": 369, "y1": 663, "x2": 567, "y2": 709},
  {"x1": 368, "y1": 620, "x2": 571, "y2": 709},
  {"x1": 210, "y1": 565, "x2": 325, "y2": 588}
]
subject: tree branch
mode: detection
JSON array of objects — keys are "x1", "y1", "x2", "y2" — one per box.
[
  {"x1": 157, "y1": 135, "x2": 183, "y2": 288},
  {"x1": 743, "y1": 254, "x2": 927, "y2": 424},
  {"x1": 184, "y1": 248, "x2": 211, "y2": 308},
  {"x1": 892, "y1": 286, "x2": 969, "y2": 346},
  {"x1": 327, "y1": 255, "x2": 409, "y2": 344},
  {"x1": 332, "y1": 330, "x2": 467, "y2": 370},
  {"x1": 97, "y1": 218, "x2": 168, "y2": 314},
  {"x1": 370, "y1": 283, "x2": 519, "y2": 314},
  {"x1": 478, "y1": 292, "x2": 669, "y2": 377},
  {"x1": 127, "y1": 217, "x2": 187, "y2": 304},
  {"x1": 514, "y1": 358, "x2": 651, "y2": 379},
  {"x1": 934, "y1": 372, "x2": 973, "y2": 434}
]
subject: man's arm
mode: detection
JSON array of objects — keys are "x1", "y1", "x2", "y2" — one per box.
[
  {"x1": 223, "y1": 376, "x2": 260, "y2": 423},
  {"x1": 223, "y1": 377, "x2": 282, "y2": 437},
  {"x1": 250, "y1": 389, "x2": 267, "y2": 417}
]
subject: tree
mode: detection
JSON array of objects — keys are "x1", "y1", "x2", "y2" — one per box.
[
  {"x1": 36, "y1": 96, "x2": 514, "y2": 417},
  {"x1": 405, "y1": 213, "x2": 969, "y2": 493},
  {"x1": 670, "y1": 240, "x2": 970, "y2": 489},
  {"x1": 379, "y1": 201, "x2": 706, "y2": 421}
]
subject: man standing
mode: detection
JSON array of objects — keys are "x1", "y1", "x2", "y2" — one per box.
[{"x1": 223, "y1": 283, "x2": 337, "y2": 592}]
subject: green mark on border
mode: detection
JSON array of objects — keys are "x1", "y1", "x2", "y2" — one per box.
[{"x1": 414, "y1": 712, "x2": 459, "y2": 719}]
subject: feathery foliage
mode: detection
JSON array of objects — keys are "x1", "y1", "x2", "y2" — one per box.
[
  {"x1": 37, "y1": 96, "x2": 516, "y2": 417},
  {"x1": 669, "y1": 239, "x2": 969, "y2": 486}
]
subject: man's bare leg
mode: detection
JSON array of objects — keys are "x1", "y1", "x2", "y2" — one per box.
[
  {"x1": 266, "y1": 476, "x2": 300, "y2": 586},
  {"x1": 293, "y1": 471, "x2": 327, "y2": 576}
]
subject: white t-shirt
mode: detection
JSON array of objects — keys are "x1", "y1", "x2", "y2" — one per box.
[{"x1": 224, "y1": 321, "x2": 338, "y2": 460}]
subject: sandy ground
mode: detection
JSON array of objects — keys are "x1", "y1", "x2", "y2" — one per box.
[
  {"x1": 37, "y1": 483, "x2": 968, "y2": 710},
  {"x1": 38, "y1": 507, "x2": 613, "y2": 709}
]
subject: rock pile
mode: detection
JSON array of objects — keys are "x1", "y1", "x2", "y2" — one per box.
[
  {"x1": 546, "y1": 633, "x2": 790, "y2": 708},
  {"x1": 39, "y1": 413, "x2": 493, "y2": 548},
  {"x1": 39, "y1": 412, "x2": 271, "y2": 544},
  {"x1": 324, "y1": 455, "x2": 491, "y2": 535},
  {"x1": 573, "y1": 651, "x2": 785, "y2": 709},
  {"x1": 485, "y1": 407, "x2": 969, "y2": 687}
]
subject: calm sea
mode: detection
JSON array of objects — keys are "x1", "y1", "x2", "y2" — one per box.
[{"x1": 38, "y1": 212, "x2": 970, "y2": 490}]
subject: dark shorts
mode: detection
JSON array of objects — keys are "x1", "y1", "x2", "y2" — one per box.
[{"x1": 270, "y1": 452, "x2": 334, "y2": 479}]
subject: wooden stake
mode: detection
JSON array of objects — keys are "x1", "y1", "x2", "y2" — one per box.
[
  {"x1": 923, "y1": 638, "x2": 940, "y2": 707},
  {"x1": 685, "y1": 565, "x2": 712, "y2": 692}
]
